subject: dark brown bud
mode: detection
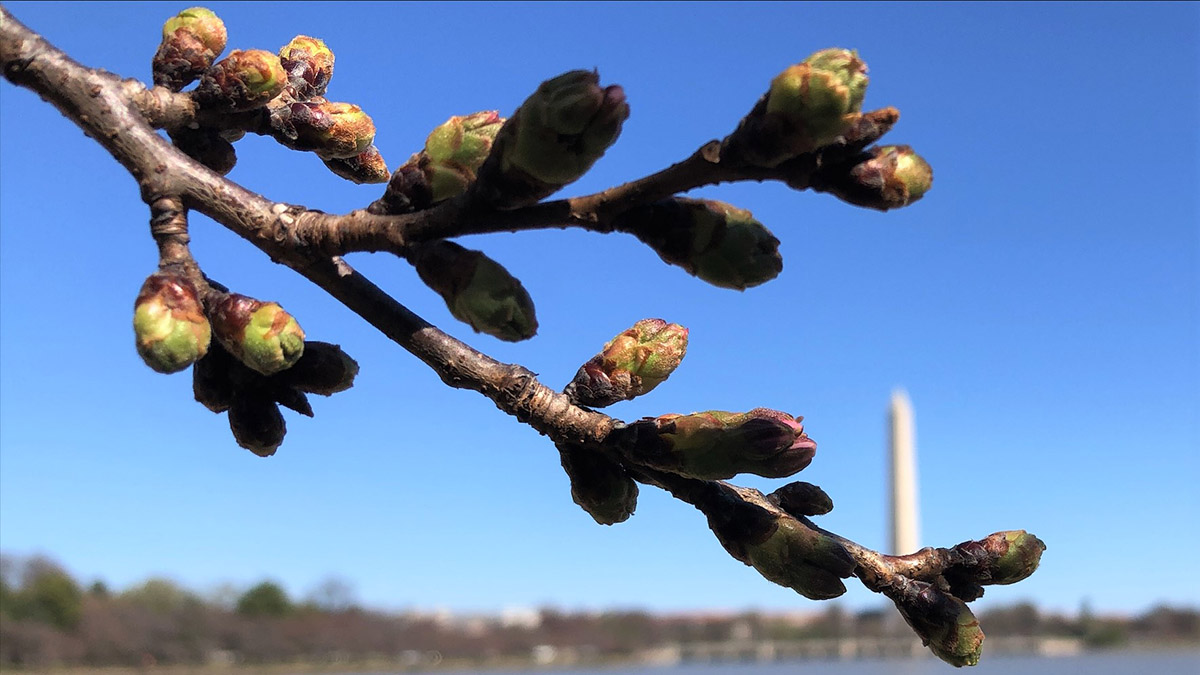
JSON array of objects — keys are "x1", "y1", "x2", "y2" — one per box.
[
  {"x1": 271, "y1": 386, "x2": 313, "y2": 418},
  {"x1": 278, "y1": 342, "x2": 358, "y2": 396},
  {"x1": 557, "y1": 443, "x2": 638, "y2": 526},
  {"x1": 370, "y1": 161, "x2": 431, "y2": 214},
  {"x1": 169, "y1": 127, "x2": 237, "y2": 175},
  {"x1": 228, "y1": 395, "x2": 286, "y2": 457},
  {"x1": 768, "y1": 481, "x2": 834, "y2": 517},
  {"x1": 192, "y1": 339, "x2": 238, "y2": 413}
]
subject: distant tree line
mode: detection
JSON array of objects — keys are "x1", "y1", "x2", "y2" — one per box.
[{"x1": 2, "y1": 554, "x2": 1197, "y2": 669}]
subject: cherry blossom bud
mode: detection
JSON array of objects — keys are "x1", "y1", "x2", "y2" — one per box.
[
  {"x1": 195, "y1": 49, "x2": 287, "y2": 111},
  {"x1": 133, "y1": 271, "x2": 211, "y2": 374},
  {"x1": 617, "y1": 199, "x2": 782, "y2": 290},
  {"x1": 565, "y1": 319, "x2": 688, "y2": 407},
  {"x1": 412, "y1": 241, "x2": 537, "y2": 342},
  {"x1": 209, "y1": 294, "x2": 305, "y2": 375},
  {"x1": 474, "y1": 70, "x2": 629, "y2": 207},
  {"x1": 278, "y1": 35, "x2": 334, "y2": 100}
]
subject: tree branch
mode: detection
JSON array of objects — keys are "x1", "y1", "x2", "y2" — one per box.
[{"x1": 1, "y1": 6, "x2": 1041, "y2": 665}]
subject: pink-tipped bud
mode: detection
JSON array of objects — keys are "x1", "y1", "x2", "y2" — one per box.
[{"x1": 644, "y1": 408, "x2": 816, "y2": 480}]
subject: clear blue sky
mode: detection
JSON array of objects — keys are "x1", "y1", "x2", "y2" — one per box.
[{"x1": 1, "y1": 2, "x2": 1197, "y2": 617}]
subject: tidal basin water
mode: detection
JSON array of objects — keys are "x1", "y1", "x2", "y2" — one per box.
[{"x1": 394, "y1": 651, "x2": 1200, "y2": 675}]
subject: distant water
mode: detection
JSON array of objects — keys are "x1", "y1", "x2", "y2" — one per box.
[{"x1": 389, "y1": 651, "x2": 1200, "y2": 675}]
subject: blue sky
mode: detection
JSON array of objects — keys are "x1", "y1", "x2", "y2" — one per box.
[{"x1": 1, "y1": 2, "x2": 1196, "y2": 617}]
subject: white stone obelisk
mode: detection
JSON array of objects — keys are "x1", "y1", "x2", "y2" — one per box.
[{"x1": 889, "y1": 389, "x2": 920, "y2": 555}]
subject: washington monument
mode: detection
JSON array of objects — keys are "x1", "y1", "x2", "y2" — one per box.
[{"x1": 889, "y1": 389, "x2": 920, "y2": 555}]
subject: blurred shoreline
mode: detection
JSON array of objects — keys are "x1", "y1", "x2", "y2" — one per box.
[{"x1": 3, "y1": 555, "x2": 1197, "y2": 672}]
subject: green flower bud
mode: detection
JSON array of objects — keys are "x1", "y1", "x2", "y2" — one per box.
[
  {"x1": 617, "y1": 198, "x2": 782, "y2": 290},
  {"x1": 195, "y1": 49, "x2": 287, "y2": 112},
  {"x1": 322, "y1": 146, "x2": 389, "y2": 184},
  {"x1": 278, "y1": 35, "x2": 334, "y2": 100},
  {"x1": 645, "y1": 408, "x2": 816, "y2": 480},
  {"x1": 767, "y1": 49, "x2": 868, "y2": 156},
  {"x1": 424, "y1": 111, "x2": 505, "y2": 203},
  {"x1": 724, "y1": 48, "x2": 869, "y2": 168},
  {"x1": 745, "y1": 517, "x2": 855, "y2": 600},
  {"x1": 228, "y1": 394, "x2": 286, "y2": 457},
  {"x1": 278, "y1": 341, "x2": 358, "y2": 396},
  {"x1": 980, "y1": 530, "x2": 1046, "y2": 585},
  {"x1": 210, "y1": 294, "x2": 306, "y2": 376},
  {"x1": 889, "y1": 145, "x2": 934, "y2": 201},
  {"x1": 474, "y1": 70, "x2": 628, "y2": 207},
  {"x1": 564, "y1": 319, "x2": 688, "y2": 408},
  {"x1": 153, "y1": 7, "x2": 226, "y2": 90},
  {"x1": 169, "y1": 127, "x2": 237, "y2": 175},
  {"x1": 891, "y1": 578, "x2": 985, "y2": 667},
  {"x1": 812, "y1": 144, "x2": 933, "y2": 211},
  {"x1": 768, "y1": 481, "x2": 834, "y2": 517},
  {"x1": 162, "y1": 7, "x2": 226, "y2": 55},
  {"x1": 133, "y1": 271, "x2": 211, "y2": 374},
  {"x1": 153, "y1": 30, "x2": 214, "y2": 92},
  {"x1": 412, "y1": 241, "x2": 538, "y2": 342},
  {"x1": 557, "y1": 443, "x2": 638, "y2": 526},
  {"x1": 272, "y1": 100, "x2": 376, "y2": 159}
]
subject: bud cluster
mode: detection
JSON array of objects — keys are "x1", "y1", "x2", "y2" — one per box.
[
  {"x1": 411, "y1": 241, "x2": 538, "y2": 342},
  {"x1": 154, "y1": 8, "x2": 387, "y2": 183},
  {"x1": 472, "y1": 70, "x2": 629, "y2": 208},
  {"x1": 152, "y1": 7, "x2": 227, "y2": 91},
  {"x1": 873, "y1": 531, "x2": 1044, "y2": 666},
  {"x1": 636, "y1": 408, "x2": 816, "y2": 480},
  {"x1": 193, "y1": 338, "x2": 359, "y2": 457},
  {"x1": 616, "y1": 199, "x2": 783, "y2": 291},
  {"x1": 564, "y1": 319, "x2": 688, "y2": 408},
  {"x1": 557, "y1": 443, "x2": 639, "y2": 526}
]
